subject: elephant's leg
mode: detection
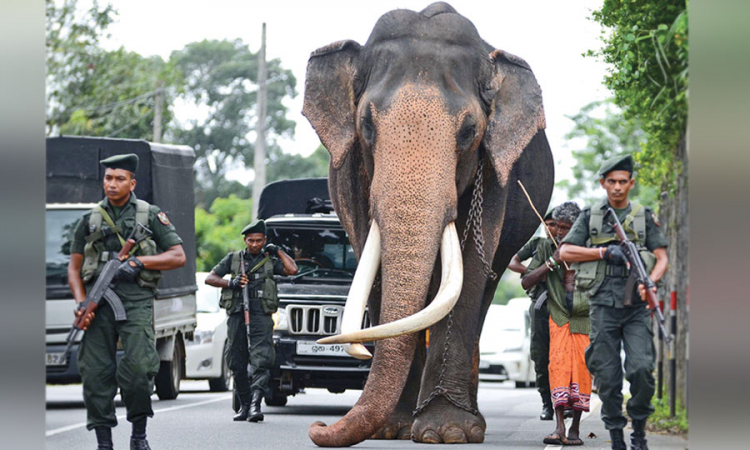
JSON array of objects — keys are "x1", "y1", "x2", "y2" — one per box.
[
  {"x1": 411, "y1": 272, "x2": 489, "y2": 444},
  {"x1": 371, "y1": 331, "x2": 426, "y2": 439}
]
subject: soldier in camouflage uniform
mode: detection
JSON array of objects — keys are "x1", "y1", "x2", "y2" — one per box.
[
  {"x1": 68, "y1": 154, "x2": 186, "y2": 450},
  {"x1": 205, "y1": 220, "x2": 297, "y2": 422},
  {"x1": 560, "y1": 154, "x2": 669, "y2": 450}
]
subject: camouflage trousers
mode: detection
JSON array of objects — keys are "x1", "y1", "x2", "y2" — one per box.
[
  {"x1": 529, "y1": 299, "x2": 551, "y2": 405},
  {"x1": 226, "y1": 311, "x2": 275, "y2": 404},
  {"x1": 78, "y1": 298, "x2": 160, "y2": 430},
  {"x1": 585, "y1": 304, "x2": 656, "y2": 430}
]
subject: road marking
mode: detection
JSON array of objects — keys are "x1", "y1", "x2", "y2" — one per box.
[
  {"x1": 543, "y1": 394, "x2": 602, "y2": 450},
  {"x1": 46, "y1": 394, "x2": 231, "y2": 437}
]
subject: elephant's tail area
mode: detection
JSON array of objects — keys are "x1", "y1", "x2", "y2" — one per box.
[{"x1": 308, "y1": 334, "x2": 417, "y2": 447}]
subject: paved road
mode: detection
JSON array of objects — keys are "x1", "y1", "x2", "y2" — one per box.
[{"x1": 46, "y1": 381, "x2": 688, "y2": 449}]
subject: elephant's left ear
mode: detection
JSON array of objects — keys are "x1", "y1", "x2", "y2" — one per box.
[
  {"x1": 483, "y1": 49, "x2": 547, "y2": 186},
  {"x1": 302, "y1": 40, "x2": 362, "y2": 170}
]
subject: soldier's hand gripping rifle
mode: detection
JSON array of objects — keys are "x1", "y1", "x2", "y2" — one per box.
[
  {"x1": 604, "y1": 208, "x2": 672, "y2": 344},
  {"x1": 62, "y1": 223, "x2": 153, "y2": 361}
]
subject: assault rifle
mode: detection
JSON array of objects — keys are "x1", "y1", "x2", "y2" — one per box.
[
  {"x1": 62, "y1": 223, "x2": 153, "y2": 361},
  {"x1": 604, "y1": 208, "x2": 672, "y2": 344}
]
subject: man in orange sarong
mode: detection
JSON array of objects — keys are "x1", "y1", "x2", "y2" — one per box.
[{"x1": 522, "y1": 202, "x2": 589, "y2": 446}]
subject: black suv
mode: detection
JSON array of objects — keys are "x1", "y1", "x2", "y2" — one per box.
[{"x1": 254, "y1": 178, "x2": 374, "y2": 407}]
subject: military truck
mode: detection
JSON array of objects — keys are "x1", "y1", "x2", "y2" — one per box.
[
  {"x1": 45, "y1": 136, "x2": 198, "y2": 400},
  {"x1": 252, "y1": 178, "x2": 374, "y2": 407}
]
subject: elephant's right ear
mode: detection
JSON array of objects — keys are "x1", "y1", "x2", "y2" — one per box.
[{"x1": 302, "y1": 40, "x2": 362, "y2": 170}]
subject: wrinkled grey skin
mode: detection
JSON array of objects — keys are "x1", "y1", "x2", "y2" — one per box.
[{"x1": 302, "y1": 2, "x2": 554, "y2": 446}]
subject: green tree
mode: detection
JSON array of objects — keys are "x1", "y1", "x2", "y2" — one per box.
[
  {"x1": 559, "y1": 99, "x2": 657, "y2": 207},
  {"x1": 267, "y1": 145, "x2": 330, "y2": 183},
  {"x1": 195, "y1": 195, "x2": 254, "y2": 271},
  {"x1": 589, "y1": 1, "x2": 688, "y2": 190},
  {"x1": 170, "y1": 39, "x2": 297, "y2": 208},
  {"x1": 46, "y1": 0, "x2": 180, "y2": 139},
  {"x1": 492, "y1": 271, "x2": 526, "y2": 305}
]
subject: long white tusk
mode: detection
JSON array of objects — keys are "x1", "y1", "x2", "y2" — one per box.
[
  {"x1": 318, "y1": 222, "x2": 463, "y2": 345},
  {"x1": 339, "y1": 221, "x2": 380, "y2": 359}
]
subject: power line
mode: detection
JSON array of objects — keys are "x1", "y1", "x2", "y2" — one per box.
[
  {"x1": 105, "y1": 110, "x2": 151, "y2": 138},
  {"x1": 72, "y1": 89, "x2": 159, "y2": 113}
]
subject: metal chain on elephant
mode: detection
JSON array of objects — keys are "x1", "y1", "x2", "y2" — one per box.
[
  {"x1": 413, "y1": 309, "x2": 477, "y2": 417},
  {"x1": 460, "y1": 158, "x2": 498, "y2": 281},
  {"x1": 413, "y1": 159, "x2": 494, "y2": 418}
]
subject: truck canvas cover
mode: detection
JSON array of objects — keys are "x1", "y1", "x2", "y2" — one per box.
[
  {"x1": 257, "y1": 178, "x2": 333, "y2": 220},
  {"x1": 46, "y1": 136, "x2": 197, "y2": 298}
]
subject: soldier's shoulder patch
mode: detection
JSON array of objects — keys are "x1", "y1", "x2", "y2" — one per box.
[
  {"x1": 157, "y1": 211, "x2": 170, "y2": 225},
  {"x1": 652, "y1": 213, "x2": 661, "y2": 227}
]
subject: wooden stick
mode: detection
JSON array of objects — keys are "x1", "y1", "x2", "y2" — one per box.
[{"x1": 516, "y1": 180, "x2": 569, "y2": 270}]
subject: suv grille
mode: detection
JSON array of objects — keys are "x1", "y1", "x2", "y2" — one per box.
[{"x1": 287, "y1": 305, "x2": 370, "y2": 336}]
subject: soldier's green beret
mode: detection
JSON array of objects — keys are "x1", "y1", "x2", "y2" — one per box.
[
  {"x1": 598, "y1": 154, "x2": 634, "y2": 178},
  {"x1": 100, "y1": 153, "x2": 139, "y2": 173},
  {"x1": 241, "y1": 219, "x2": 266, "y2": 236}
]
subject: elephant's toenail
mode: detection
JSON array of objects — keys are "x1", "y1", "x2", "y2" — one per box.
[
  {"x1": 417, "y1": 429, "x2": 441, "y2": 444},
  {"x1": 443, "y1": 427, "x2": 468, "y2": 444},
  {"x1": 468, "y1": 426, "x2": 485, "y2": 443}
]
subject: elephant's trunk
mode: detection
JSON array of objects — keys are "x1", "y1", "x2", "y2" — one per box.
[{"x1": 309, "y1": 334, "x2": 417, "y2": 447}]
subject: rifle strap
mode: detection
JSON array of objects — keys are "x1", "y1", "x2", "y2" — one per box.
[
  {"x1": 249, "y1": 255, "x2": 271, "y2": 274},
  {"x1": 97, "y1": 206, "x2": 127, "y2": 248}
]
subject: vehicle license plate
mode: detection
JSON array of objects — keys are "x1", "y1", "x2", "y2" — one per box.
[
  {"x1": 296, "y1": 341, "x2": 350, "y2": 357},
  {"x1": 46, "y1": 352, "x2": 67, "y2": 366}
]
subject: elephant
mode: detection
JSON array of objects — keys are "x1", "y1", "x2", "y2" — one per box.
[{"x1": 302, "y1": 2, "x2": 554, "y2": 446}]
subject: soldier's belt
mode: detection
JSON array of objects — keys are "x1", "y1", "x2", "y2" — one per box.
[{"x1": 605, "y1": 265, "x2": 631, "y2": 277}]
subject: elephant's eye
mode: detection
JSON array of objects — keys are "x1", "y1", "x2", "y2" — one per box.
[
  {"x1": 457, "y1": 121, "x2": 477, "y2": 150},
  {"x1": 360, "y1": 115, "x2": 375, "y2": 146}
]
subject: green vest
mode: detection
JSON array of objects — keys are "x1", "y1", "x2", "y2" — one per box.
[
  {"x1": 571, "y1": 199, "x2": 655, "y2": 299},
  {"x1": 81, "y1": 199, "x2": 161, "y2": 289},
  {"x1": 219, "y1": 251, "x2": 279, "y2": 315}
]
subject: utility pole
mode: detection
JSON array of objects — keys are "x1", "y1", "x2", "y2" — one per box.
[
  {"x1": 252, "y1": 23, "x2": 267, "y2": 219},
  {"x1": 153, "y1": 81, "x2": 164, "y2": 143}
]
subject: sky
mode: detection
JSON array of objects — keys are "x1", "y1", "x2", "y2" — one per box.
[{"x1": 97, "y1": 0, "x2": 611, "y2": 205}]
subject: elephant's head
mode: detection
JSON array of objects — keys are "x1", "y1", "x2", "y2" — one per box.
[{"x1": 302, "y1": 2, "x2": 549, "y2": 446}]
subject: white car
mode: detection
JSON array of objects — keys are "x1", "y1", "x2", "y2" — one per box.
[
  {"x1": 479, "y1": 298, "x2": 535, "y2": 387},
  {"x1": 184, "y1": 272, "x2": 231, "y2": 391}
]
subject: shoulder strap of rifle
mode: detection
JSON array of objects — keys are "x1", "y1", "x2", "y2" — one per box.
[
  {"x1": 249, "y1": 255, "x2": 271, "y2": 274},
  {"x1": 97, "y1": 205, "x2": 126, "y2": 247}
]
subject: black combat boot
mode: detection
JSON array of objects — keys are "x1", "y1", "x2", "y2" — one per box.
[
  {"x1": 130, "y1": 418, "x2": 151, "y2": 450},
  {"x1": 233, "y1": 402, "x2": 251, "y2": 421},
  {"x1": 248, "y1": 390, "x2": 264, "y2": 422},
  {"x1": 630, "y1": 419, "x2": 649, "y2": 450},
  {"x1": 609, "y1": 428, "x2": 627, "y2": 450},
  {"x1": 94, "y1": 426, "x2": 113, "y2": 450},
  {"x1": 539, "y1": 394, "x2": 553, "y2": 420}
]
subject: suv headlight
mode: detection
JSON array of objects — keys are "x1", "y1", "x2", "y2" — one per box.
[
  {"x1": 273, "y1": 307, "x2": 288, "y2": 331},
  {"x1": 188, "y1": 329, "x2": 215, "y2": 346}
]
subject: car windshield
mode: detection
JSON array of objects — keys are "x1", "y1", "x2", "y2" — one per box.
[
  {"x1": 267, "y1": 224, "x2": 356, "y2": 280},
  {"x1": 46, "y1": 209, "x2": 86, "y2": 286}
]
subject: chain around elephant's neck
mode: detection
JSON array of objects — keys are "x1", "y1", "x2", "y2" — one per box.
[{"x1": 461, "y1": 157, "x2": 498, "y2": 281}]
